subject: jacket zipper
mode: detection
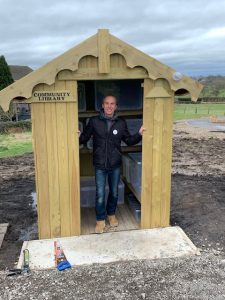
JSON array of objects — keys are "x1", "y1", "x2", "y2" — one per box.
[
  {"x1": 105, "y1": 136, "x2": 108, "y2": 169},
  {"x1": 104, "y1": 120, "x2": 116, "y2": 169},
  {"x1": 104, "y1": 121, "x2": 109, "y2": 169}
]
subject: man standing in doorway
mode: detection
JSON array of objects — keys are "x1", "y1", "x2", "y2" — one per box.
[{"x1": 79, "y1": 95, "x2": 145, "y2": 234}]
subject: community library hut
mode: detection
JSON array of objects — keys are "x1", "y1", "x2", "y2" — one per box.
[{"x1": 0, "y1": 29, "x2": 203, "y2": 239}]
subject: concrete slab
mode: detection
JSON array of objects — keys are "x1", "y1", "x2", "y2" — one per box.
[
  {"x1": 18, "y1": 226, "x2": 199, "y2": 270},
  {"x1": 0, "y1": 223, "x2": 9, "y2": 248}
]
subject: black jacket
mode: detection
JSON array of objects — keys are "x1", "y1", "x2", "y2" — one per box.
[{"x1": 79, "y1": 114, "x2": 142, "y2": 170}]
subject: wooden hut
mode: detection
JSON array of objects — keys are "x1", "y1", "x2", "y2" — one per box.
[{"x1": 0, "y1": 29, "x2": 203, "y2": 239}]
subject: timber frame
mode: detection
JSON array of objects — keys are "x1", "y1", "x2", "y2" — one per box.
[{"x1": 0, "y1": 29, "x2": 203, "y2": 239}]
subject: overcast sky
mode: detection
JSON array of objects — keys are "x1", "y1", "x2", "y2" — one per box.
[{"x1": 0, "y1": 0, "x2": 225, "y2": 76}]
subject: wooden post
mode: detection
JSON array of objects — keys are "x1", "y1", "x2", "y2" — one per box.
[
  {"x1": 31, "y1": 84, "x2": 51, "y2": 238},
  {"x1": 141, "y1": 78, "x2": 173, "y2": 229},
  {"x1": 98, "y1": 29, "x2": 110, "y2": 74},
  {"x1": 66, "y1": 80, "x2": 80, "y2": 236},
  {"x1": 31, "y1": 80, "x2": 80, "y2": 239},
  {"x1": 141, "y1": 78, "x2": 154, "y2": 229}
]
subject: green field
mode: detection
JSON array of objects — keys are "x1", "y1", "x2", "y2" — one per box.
[
  {"x1": 0, "y1": 132, "x2": 33, "y2": 158},
  {"x1": 174, "y1": 103, "x2": 225, "y2": 120}
]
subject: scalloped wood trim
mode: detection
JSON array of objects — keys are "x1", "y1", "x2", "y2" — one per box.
[
  {"x1": 0, "y1": 29, "x2": 203, "y2": 112},
  {"x1": 109, "y1": 34, "x2": 203, "y2": 100},
  {"x1": 0, "y1": 33, "x2": 98, "y2": 111}
]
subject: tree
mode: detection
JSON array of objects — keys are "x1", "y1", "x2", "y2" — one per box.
[
  {"x1": 0, "y1": 55, "x2": 14, "y2": 91},
  {"x1": 0, "y1": 56, "x2": 14, "y2": 121}
]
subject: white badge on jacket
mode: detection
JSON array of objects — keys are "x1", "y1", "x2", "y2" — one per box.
[{"x1": 113, "y1": 129, "x2": 118, "y2": 135}]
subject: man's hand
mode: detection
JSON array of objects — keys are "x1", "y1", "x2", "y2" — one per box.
[
  {"x1": 139, "y1": 125, "x2": 146, "y2": 136},
  {"x1": 77, "y1": 130, "x2": 81, "y2": 138}
]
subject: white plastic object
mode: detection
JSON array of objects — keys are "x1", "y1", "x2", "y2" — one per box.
[{"x1": 172, "y1": 72, "x2": 183, "y2": 81}]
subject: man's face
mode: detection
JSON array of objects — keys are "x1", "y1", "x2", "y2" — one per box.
[{"x1": 102, "y1": 96, "x2": 117, "y2": 117}]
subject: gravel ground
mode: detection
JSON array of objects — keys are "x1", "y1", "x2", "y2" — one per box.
[
  {"x1": 0, "y1": 119, "x2": 225, "y2": 300},
  {"x1": 1, "y1": 254, "x2": 225, "y2": 299}
]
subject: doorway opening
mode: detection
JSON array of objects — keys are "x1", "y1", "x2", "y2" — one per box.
[{"x1": 78, "y1": 79, "x2": 144, "y2": 234}]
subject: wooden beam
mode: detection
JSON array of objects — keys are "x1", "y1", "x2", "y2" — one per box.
[
  {"x1": 66, "y1": 80, "x2": 81, "y2": 236},
  {"x1": 32, "y1": 100, "x2": 51, "y2": 239},
  {"x1": 141, "y1": 78, "x2": 173, "y2": 229},
  {"x1": 150, "y1": 97, "x2": 164, "y2": 227},
  {"x1": 98, "y1": 29, "x2": 110, "y2": 73},
  {"x1": 160, "y1": 80, "x2": 174, "y2": 227},
  {"x1": 43, "y1": 84, "x2": 61, "y2": 238},
  {"x1": 57, "y1": 67, "x2": 148, "y2": 81},
  {"x1": 78, "y1": 110, "x2": 143, "y2": 118},
  {"x1": 54, "y1": 81, "x2": 71, "y2": 237},
  {"x1": 141, "y1": 78, "x2": 154, "y2": 229}
]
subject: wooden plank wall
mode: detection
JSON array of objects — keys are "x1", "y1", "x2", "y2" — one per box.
[
  {"x1": 31, "y1": 80, "x2": 80, "y2": 239},
  {"x1": 141, "y1": 78, "x2": 174, "y2": 229}
]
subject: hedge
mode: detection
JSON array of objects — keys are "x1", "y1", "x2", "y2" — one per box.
[{"x1": 0, "y1": 120, "x2": 31, "y2": 134}]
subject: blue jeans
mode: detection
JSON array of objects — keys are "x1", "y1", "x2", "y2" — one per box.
[{"x1": 95, "y1": 167, "x2": 121, "y2": 221}]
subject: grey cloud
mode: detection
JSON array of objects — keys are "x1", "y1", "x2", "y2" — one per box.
[{"x1": 0, "y1": 0, "x2": 225, "y2": 75}]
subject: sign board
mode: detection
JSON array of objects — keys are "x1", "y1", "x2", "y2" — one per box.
[{"x1": 30, "y1": 91, "x2": 76, "y2": 103}]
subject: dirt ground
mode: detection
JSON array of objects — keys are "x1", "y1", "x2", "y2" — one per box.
[{"x1": 0, "y1": 120, "x2": 225, "y2": 299}]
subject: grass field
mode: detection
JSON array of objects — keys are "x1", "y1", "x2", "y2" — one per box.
[
  {"x1": 0, "y1": 132, "x2": 33, "y2": 158},
  {"x1": 1, "y1": 103, "x2": 225, "y2": 158},
  {"x1": 174, "y1": 103, "x2": 225, "y2": 120}
]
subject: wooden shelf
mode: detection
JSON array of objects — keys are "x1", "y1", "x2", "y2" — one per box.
[
  {"x1": 80, "y1": 146, "x2": 142, "y2": 154},
  {"x1": 79, "y1": 147, "x2": 92, "y2": 154},
  {"x1": 122, "y1": 176, "x2": 141, "y2": 203},
  {"x1": 78, "y1": 110, "x2": 142, "y2": 118},
  {"x1": 121, "y1": 146, "x2": 142, "y2": 153}
]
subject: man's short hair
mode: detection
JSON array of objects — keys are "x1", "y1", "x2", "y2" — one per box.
[{"x1": 102, "y1": 95, "x2": 118, "y2": 105}]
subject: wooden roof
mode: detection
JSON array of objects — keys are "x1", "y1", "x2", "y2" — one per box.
[{"x1": 0, "y1": 29, "x2": 203, "y2": 112}]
